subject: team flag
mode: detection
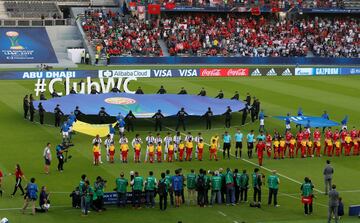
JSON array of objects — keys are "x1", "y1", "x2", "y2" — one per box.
[
  {"x1": 251, "y1": 7, "x2": 261, "y2": 16},
  {"x1": 165, "y1": 2, "x2": 176, "y2": 10},
  {"x1": 148, "y1": 4, "x2": 161, "y2": 14}
]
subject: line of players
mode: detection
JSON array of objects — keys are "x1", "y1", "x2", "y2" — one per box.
[
  {"x1": 267, "y1": 127, "x2": 360, "y2": 160},
  {"x1": 89, "y1": 125, "x2": 360, "y2": 166},
  {"x1": 91, "y1": 131, "x2": 221, "y2": 165}
]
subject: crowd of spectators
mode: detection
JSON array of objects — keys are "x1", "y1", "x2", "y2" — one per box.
[
  {"x1": 82, "y1": 9, "x2": 359, "y2": 58},
  {"x1": 158, "y1": 0, "x2": 344, "y2": 9},
  {"x1": 82, "y1": 9, "x2": 163, "y2": 57},
  {"x1": 161, "y1": 14, "x2": 359, "y2": 57}
]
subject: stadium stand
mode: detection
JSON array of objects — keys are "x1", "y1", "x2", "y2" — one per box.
[
  {"x1": 4, "y1": 1, "x2": 61, "y2": 18},
  {"x1": 82, "y1": 9, "x2": 163, "y2": 57},
  {"x1": 81, "y1": 9, "x2": 359, "y2": 58}
]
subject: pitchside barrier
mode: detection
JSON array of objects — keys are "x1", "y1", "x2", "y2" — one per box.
[
  {"x1": 349, "y1": 205, "x2": 360, "y2": 216},
  {"x1": 103, "y1": 192, "x2": 146, "y2": 205},
  {"x1": 0, "y1": 67, "x2": 360, "y2": 80},
  {"x1": 109, "y1": 56, "x2": 360, "y2": 66}
]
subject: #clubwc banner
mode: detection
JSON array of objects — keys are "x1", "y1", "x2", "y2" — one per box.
[{"x1": 0, "y1": 27, "x2": 57, "y2": 64}]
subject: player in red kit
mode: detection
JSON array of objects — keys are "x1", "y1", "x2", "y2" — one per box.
[
  {"x1": 265, "y1": 133, "x2": 272, "y2": 158},
  {"x1": 340, "y1": 128, "x2": 348, "y2": 153},
  {"x1": 313, "y1": 128, "x2": 321, "y2": 144},
  {"x1": 353, "y1": 137, "x2": 359, "y2": 156},
  {"x1": 285, "y1": 130, "x2": 293, "y2": 157},
  {"x1": 314, "y1": 141, "x2": 321, "y2": 157},
  {"x1": 303, "y1": 129, "x2": 310, "y2": 142},
  {"x1": 350, "y1": 127, "x2": 357, "y2": 150},
  {"x1": 256, "y1": 139, "x2": 265, "y2": 166},
  {"x1": 332, "y1": 129, "x2": 340, "y2": 154},
  {"x1": 324, "y1": 128, "x2": 333, "y2": 155},
  {"x1": 296, "y1": 130, "x2": 304, "y2": 157}
]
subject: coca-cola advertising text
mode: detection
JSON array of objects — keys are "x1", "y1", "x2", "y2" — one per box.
[{"x1": 200, "y1": 68, "x2": 249, "y2": 77}]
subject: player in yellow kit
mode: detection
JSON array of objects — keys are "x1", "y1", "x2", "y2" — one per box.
[
  {"x1": 209, "y1": 139, "x2": 218, "y2": 161},
  {"x1": 289, "y1": 137, "x2": 296, "y2": 158},
  {"x1": 148, "y1": 142, "x2": 155, "y2": 163},
  {"x1": 121, "y1": 143, "x2": 129, "y2": 163},
  {"x1": 156, "y1": 142, "x2": 162, "y2": 163},
  {"x1": 109, "y1": 142, "x2": 115, "y2": 163},
  {"x1": 197, "y1": 139, "x2": 204, "y2": 161},
  {"x1": 185, "y1": 139, "x2": 194, "y2": 161},
  {"x1": 134, "y1": 142, "x2": 141, "y2": 163},
  {"x1": 168, "y1": 142, "x2": 175, "y2": 162},
  {"x1": 273, "y1": 138, "x2": 280, "y2": 159},
  {"x1": 307, "y1": 140, "x2": 313, "y2": 157}
]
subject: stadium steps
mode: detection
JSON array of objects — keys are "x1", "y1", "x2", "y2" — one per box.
[
  {"x1": 0, "y1": 1, "x2": 8, "y2": 19},
  {"x1": 158, "y1": 40, "x2": 170, "y2": 57},
  {"x1": 46, "y1": 26, "x2": 83, "y2": 68},
  {"x1": 91, "y1": 0, "x2": 116, "y2": 6}
]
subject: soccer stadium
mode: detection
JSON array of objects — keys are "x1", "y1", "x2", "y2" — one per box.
[{"x1": 0, "y1": 0, "x2": 359, "y2": 223}]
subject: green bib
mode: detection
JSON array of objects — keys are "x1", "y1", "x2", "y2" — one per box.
[
  {"x1": 133, "y1": 176, "x2": 144, "y2": 191},
  {"x1": 186, "y1": 173, "x2": 196, "y2": 189},
  {"x1": 211, "y1": 176, "x2": 222, "y2": 190},
  {"x1": 116, "y1": 177, "x2": 128, "y2": 193},
  {"x1": 145, "y1": 176, "x2": 156, "y2": 191},
  {"x1": 268, "y1": 175, "x2": 279, "y2": 189}
]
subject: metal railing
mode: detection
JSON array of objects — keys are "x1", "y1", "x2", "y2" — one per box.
[{"x1": 0, "y1": 18, "x2": 73, "y2": 26}]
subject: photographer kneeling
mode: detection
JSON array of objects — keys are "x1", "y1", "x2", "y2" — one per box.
[{"x1": 36, "y1": 186, "x2": 50, "y2": 213}]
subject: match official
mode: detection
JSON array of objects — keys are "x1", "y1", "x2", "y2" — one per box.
[
  {"x1": 152, "y1": 109, "x2": 164, "y2": 131},
  {"x1": 203, "y1": 107, "x2": 213, "y2": 129},
  {"x1": 54, "y1": 104, "x2": 64, "y2": 127},
  {"x1": 176, "y1": 108, "x2": 188, "y2": 131}
]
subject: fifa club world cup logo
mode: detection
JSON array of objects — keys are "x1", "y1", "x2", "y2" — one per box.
[{"x1": 6, "y1": 31, "x2": 24, "y2": 50}]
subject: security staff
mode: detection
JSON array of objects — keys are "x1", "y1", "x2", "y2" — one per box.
[
  {"x1": 254, "y1": 99, "x2": 261, "y2": 119},
  {"x1": 231, "y1": 91, "x2": 239, "y2": 100},
  {"x1": 38, "y1": 102, "x2": 45, "y2": 125},
  {"x1": 135, "y1": 87, "x2": 144, "y2": 94},
  {"x1": 125, "y1": 110, "x2": 136, "y2": 132},
  {"x1": 152, "y1": 109, "x2": 164, "y2": 131},
  {"x1": 156, "y1": 85, "x2": 167, "y2": 94},
  {"x1": 98, "y1": 107, "x2": 110, "y2": 124},
  {"x1": 215, "y1": 90, "x2": 224, "y2": 99},
  {"x1": 223, "y1": 106, "x2": 232, "y2": 128},
  {"x1": 54, "y1": 104, "x2": 64, "y2": 127},
  {"x1": 85, "y1": 52, "x2": 90, "y2": 64},
  {"x1": 241, "y1": 104, "x2": 249, "y2": 126},
  {"x1": 39, "y1": 92, "x2": 47, "y2": 100},
  {"x1": 106, "y1": 53, "x2": 110, "y2": 65},
  {"x1": 29, "y1": 98, "x2": 35, "y2": 122},
  {"x1": 80, "y1": 50, "x2": 85, "y2": 64},
  {"x1": 251, "y1": 100, "x2": 256, "y2": 123},
  {"x1": 203, "y1": 107, "x2": 213, "y2": 129},
  {"x1": 197, "y1": 87, "x2": 206, "y2": 96},
  {"x1": 175, "y1": 107, "x2": 188, "y2": 131},
  {"x1": 74, "y1": 106, "x2": 84, "y2": 120},
  {"x1": 245, "y1": 93, "x2": 251, "y2": 105},
  {"x1": 90, "y1": 86, "x2": 100, "y2": 94},
  {"x1": 69, "y1": 87, "x2": 77, "y2": 94},
  {"x1": 23, "y1": 95, "x2": 29, "y2": 119},
  {"x1": 51, "y1": 90, "x2": 60, "y2": 98},
  {"x1": 178, "y1": 87, "x2": 187, "y2": 95},
  {"x1": 95, "y1": 53, "x2": 99, "y2": 64},
  {"x1": 111, "y1": 86, "x2": 121, "y2": 93}
]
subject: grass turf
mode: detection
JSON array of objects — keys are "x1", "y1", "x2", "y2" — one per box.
[{"x1": 0, "y1": 76, "x2": 359, "y2": 223}]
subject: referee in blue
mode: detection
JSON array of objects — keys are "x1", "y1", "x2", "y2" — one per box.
[
  {"x1": 247, "y1": 130, "x2": 255, "y2": 159},
  {"x1": 223, "y1": 131, "x2": 231, "y2": 159},
  {"x1": 235, "y1": 129, "x2": 243, "y2": 159}
]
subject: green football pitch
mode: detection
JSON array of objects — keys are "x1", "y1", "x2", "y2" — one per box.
[{"x1": 0, "y1": 75, "x2": 360, "y2": 223}]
